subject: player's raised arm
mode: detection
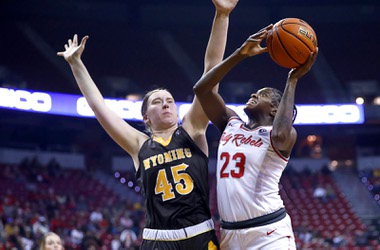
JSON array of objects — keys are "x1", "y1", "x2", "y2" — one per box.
[
  {"x1": 271, "y1": 49, "x2": 318, "y2": 156},
  {"x1": 194, "y1": 25, "x2": 272, "y2": 131},
  {"x1": 57, "y1": 35, "x2": 148, "y2": 168},
  {"x1": 182, "y1": 0, "x2": 238, "y2": 140}
]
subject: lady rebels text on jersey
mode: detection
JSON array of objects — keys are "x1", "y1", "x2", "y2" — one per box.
[{"x1": 217, "y1": 116, "x2": 289, "y2": 222}]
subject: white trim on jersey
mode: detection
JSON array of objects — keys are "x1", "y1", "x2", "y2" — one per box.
[{"x1": 142, "y1": 219, "x2": 214, "y2": 241}]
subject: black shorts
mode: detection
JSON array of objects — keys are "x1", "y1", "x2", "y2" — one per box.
[{"x1": 140, "y1": 230, "x2": 219, "y2": 250}]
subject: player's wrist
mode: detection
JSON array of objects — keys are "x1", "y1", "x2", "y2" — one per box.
[{"x1": 215, "y1": 10, "x2": 230, "y2": 19}]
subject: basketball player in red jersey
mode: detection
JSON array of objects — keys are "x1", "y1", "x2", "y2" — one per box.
[
  {"x1": 58, "y1": 0, "x2": 239, "y2": 249},
  {"x1": 194, "y1": 28, "x2": 318, "y2": 249}
]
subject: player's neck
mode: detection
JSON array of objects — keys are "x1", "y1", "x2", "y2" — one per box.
[
  {"x1": 151, "y1": 125, "x2": 177, "y2": 141},
  {"x1": 245, "y1": 119, "x2": 272, "y2": 129}
]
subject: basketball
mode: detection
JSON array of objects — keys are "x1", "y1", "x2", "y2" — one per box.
[{"x1": 266, "y1": 18, "x2": 318, "y2": 68}]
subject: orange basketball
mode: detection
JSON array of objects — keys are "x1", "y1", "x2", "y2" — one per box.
[{"x1": 266, "y1": 18, "x2": 318, "y2": 68}]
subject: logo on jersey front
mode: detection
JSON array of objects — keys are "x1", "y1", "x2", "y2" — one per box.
[
  {"x1": 220, "y1": 132, "x2": 264, "y2": 147},
  {"x1": 258, "y1": 128, "x2": 268, "y2": 135}
]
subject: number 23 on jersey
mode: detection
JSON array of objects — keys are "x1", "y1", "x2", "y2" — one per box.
[{"x1": 220, "y1": 152, "x2": 246, "y2": 178}]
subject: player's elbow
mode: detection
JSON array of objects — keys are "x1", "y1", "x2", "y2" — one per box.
[
  {"x1": 193, "y1": 82, "x2": 205, "y2": 97},
  {"x1": 194, "y1": 81, "x2": 216, "y2": 96}
]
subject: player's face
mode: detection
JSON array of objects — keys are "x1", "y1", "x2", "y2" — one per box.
[
  {"x1": 245, "y1": 88, "x2": 275, "y2": 110},
  {"x1": 244, "y1": 87, "x2": 278, "y2": 120},
  {"x1": 144, "y1": 90, "x2": 179, "y2": 129},
  {"x1": 44, "y1": 234, "x2": 63, "y2": 250}
]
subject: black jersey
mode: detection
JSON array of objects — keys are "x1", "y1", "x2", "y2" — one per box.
[{"x1": 136, "y1": 126, "x2": 211, "y2": 230}]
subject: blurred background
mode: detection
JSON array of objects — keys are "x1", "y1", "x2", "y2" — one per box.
[{"x1": 1, "y1": 0, "x2": 380, "y2": 249}]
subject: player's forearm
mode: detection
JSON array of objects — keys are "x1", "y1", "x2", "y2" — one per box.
[
  {"x1": 273, "y1": 80, "x2": 297, "y2": 134},
  {"x1": 69, "y1": 60, "x2": 105, "y2": 108},
  {"x1": 196, "y1": 49, "x2": 246, "y2": 95},
  {"x1": 204, "y1": 12, "x2": 230, "y2": 74}
]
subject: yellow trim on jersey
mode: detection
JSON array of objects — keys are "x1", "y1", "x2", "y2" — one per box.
[
  {"x1": 208, "y1": 240, "x2": 218, "y2": 250},
  {"x1": 153, "y1": 135, "x2": 172, "y2": 146}
]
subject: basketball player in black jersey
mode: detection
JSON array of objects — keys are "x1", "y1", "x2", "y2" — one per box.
[{"x1": 58, "y1": 0, "x2": 239, "y2": 249}]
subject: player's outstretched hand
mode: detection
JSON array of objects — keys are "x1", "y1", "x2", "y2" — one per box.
[
  {"x1": 213, "y1": 0, "x2": 239, "y2": 15},
  {"x1": 238, "y1": 24, "x2": 273, "y2": 57},
  {"x1": 57, "y1": 34, "x2": 89, "y2": 64},
  {"x1": 288, "y1": 47, "x2": 319, "y2": 80}
]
